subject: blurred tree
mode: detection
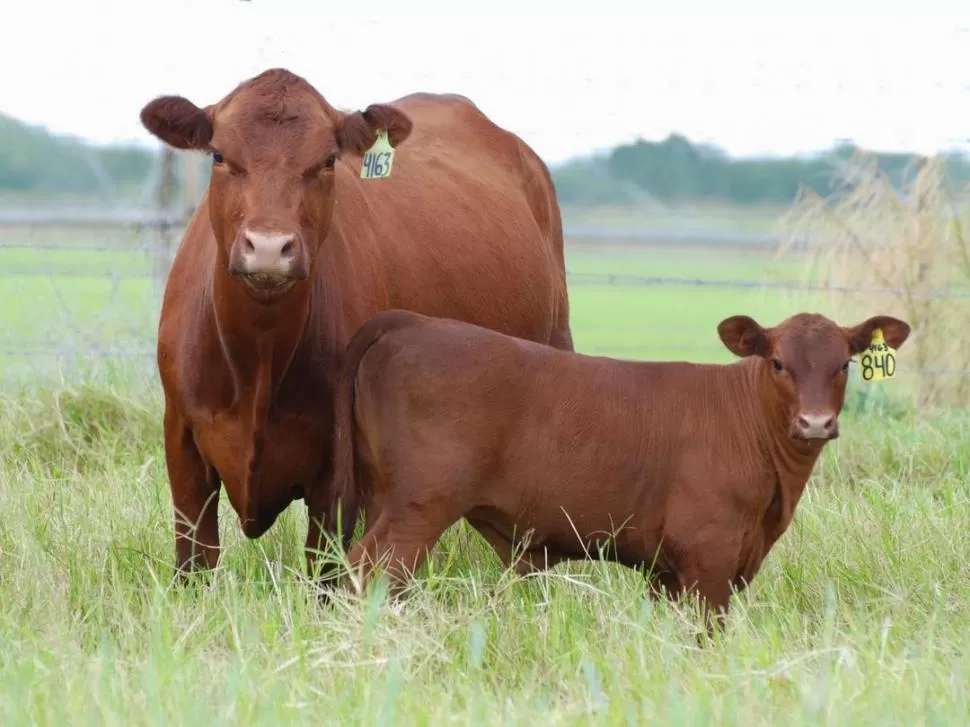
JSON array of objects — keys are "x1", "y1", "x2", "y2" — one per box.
[
  {"x1": 553, "y1": 133, "x2": 970, "y2": 207},
  {"x1": 0, "y1": 112, "x2": 156, "y2": 199}
]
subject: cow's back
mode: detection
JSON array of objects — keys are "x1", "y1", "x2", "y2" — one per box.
[{"x1": 329, "y1": 93, "x2": 571, "y2": 350}]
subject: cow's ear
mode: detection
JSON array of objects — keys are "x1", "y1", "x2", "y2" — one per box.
[
  {"x1": 335, "y1": 104, "x2": 413, "y2": 156},
  {"x1": 717, "y1": 315, "x2": 771, "y2": 358},
  {"x1": 844, "y1": 315, "x2": 911, "y2": 354},
  {"x1": 140, "y1": 96, "x2": 213, "y2": 150}
]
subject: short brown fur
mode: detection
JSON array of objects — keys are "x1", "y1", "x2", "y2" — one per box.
[
  {"x1": 141, "y1": 68, "x2": 573, "y2": 580},
  {"x1": 330, "y1": 309, "x2": 910, "y2": 629}
]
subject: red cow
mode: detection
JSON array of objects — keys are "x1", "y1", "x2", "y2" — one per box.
[{"x1": 138, "y1": 68, "x2": 572, "y2": 579}]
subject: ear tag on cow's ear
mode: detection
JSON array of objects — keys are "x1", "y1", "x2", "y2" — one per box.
[
  {"x1": 360, "y1": 130, "x2": 395, "y2": 180},
  {"x1": 858, "y1": 328, "x2": 897, "y2": 382}
]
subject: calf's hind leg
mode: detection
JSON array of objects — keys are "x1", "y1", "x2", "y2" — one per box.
[{"x1": 345, "y1": 506, "x2": 459, "y2": 597}]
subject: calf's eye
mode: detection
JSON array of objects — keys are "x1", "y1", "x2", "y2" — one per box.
[
  {"x1": 771, "y1": 358, "x2": 784, "y2": 373},
  {"x1": 212, "y1": 152, "x2": 224, "y2": 164},
  {"x1": 842, "y1": 360, "x2": 851, "y2": 373},
  {"x1": 325, "y1": 153, "x2": 337, "y2": 169}
]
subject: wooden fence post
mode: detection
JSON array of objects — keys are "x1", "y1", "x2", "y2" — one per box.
[{"x1": 153, "y1": 147, "x2": 177, "y2": 296}]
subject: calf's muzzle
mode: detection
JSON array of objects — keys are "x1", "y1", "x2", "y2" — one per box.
[{"x1": 791, "y1": 411, "x2": 839, "y2": 441}]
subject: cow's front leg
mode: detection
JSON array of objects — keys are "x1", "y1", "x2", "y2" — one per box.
[{"x1": 165, "y1": 407, "x2": 221, "y2": 579}]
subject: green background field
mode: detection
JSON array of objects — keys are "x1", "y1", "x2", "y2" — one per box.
[{"x1": 0, "y1": 222, "x2": 831, "y2": 386}]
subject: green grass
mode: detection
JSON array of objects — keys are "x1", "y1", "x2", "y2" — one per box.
[
  {"x1": 1, "y1": 386, "x2": 968, "y2": 724},
  {"x1": 2, "y1": 223, "x2": 969, "y2": 723}
]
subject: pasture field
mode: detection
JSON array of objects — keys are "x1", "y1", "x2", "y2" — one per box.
[
  {"x1": 1, "y1": 224, "x2": 969, "y2": 724},
  {"x1": 560, "y1": 202, "x2": 789, "y2": 236},
  {"x1": 1, "y1": 222, "x2": 819, "y2": 385}
]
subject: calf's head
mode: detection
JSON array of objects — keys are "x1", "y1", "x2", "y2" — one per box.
[
  {"x1": 139, "y1": 68, "x2": 412, "y2": 301},
  {"x1": 717, "y1": 312, "x2": 911, "y2": 442}
]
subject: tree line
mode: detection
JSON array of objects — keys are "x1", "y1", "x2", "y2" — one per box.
[
  {"x1": 3, "y1": 110, "x2": 968, "y2": 208},
  {"x1": 551, "y1": 133, "x2": 970, "y2": 207},
  {"x1": 0, "y1": 113, "x2": 156, "y2": 199}
]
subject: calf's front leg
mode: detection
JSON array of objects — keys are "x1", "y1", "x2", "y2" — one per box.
[
  {"x1": 647, "y1": 520, "x2": 742, "y2": 638},
  {"x1": 672, "y1": 543, "x2": 742, "y2": 638}
]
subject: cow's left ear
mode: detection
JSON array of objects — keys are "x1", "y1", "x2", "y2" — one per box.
[
  {"x1": 335, "y1": 104, "x2": 413, "y2": 156},
  {"x1": 717, "y1": 315, "x2": 771, "y2": 358},
  {"x1": 844, "y1": 315, "x2": 911, "y2": 354}
]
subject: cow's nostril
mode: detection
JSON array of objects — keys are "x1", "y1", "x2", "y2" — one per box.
[
  {"x1": 823, "y1": 417, "x2": 835, "y2": 431},
  {"x1": 280, "y1": 241, "x2": 293, "y2": 257},
  {"x1": 797, "y1": 416, "x2": 810, "y2": 430},
  {"x1": 244, "y1": 236, "x2": 256, "y2": 253}
]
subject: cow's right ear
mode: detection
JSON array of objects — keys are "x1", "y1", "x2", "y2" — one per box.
[
  {"x1": 140, "y1": 96, "x2": 213, "y2": 150},
  {"x1": 717, "y1": 315, "x2": 771, "y2": 358}
]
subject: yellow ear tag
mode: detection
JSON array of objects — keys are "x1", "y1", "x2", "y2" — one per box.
[
  {"x1": 360, "y1": 130, "x2": 395, "y2": 180},
  {"x1": 859, "y1": 328, "x2": 897, "y2": 382}
]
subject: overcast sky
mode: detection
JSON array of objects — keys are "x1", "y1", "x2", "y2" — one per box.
[{"x1": 3, "y1": 0, "x2": 969, "y2": 165}]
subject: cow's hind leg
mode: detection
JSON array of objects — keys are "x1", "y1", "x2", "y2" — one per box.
[
  {"x1": 304, "y1": 494, "x2": 355, "y2": 595},
  {"x1": 306, "y1": 465, "x2": 383, "y2": 595}
]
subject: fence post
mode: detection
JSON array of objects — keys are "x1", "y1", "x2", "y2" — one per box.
[
  {"x1": 153, "y1": 147, "x2": 177, "y2": 298},
  {"x1": 181, "y1": 151, "x2": 201, "y2": 219}
]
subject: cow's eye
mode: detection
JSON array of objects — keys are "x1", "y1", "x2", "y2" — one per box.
[
  {"x1": 771, "y1": 358, "x2": 784, "y2": 373},
  {"x1": 212, "y1": 152, "x2": 224, "y2": 164},
  {"x1": 304, "y1": 156, "x2": 337, "y2": 178},
  {"x1": 842, "y1": 360, "x2": 851, "y2": 373}
]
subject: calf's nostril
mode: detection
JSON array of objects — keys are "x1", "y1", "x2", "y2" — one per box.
[
  {"x1": 797, "y1": 416, "x2": 810, "y2": 430},
  {"x1": 823, "y1": 417, "x2": 835, "y2": 431},
  {"x1": 244, "y1": 236, "x2": 256, "y2": 253},
  {"x1": 280, "y1": 241, "x2": 293, "y2": 257}
]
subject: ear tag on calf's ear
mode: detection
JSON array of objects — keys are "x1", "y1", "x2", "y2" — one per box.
[
  {"x1": 857, "y1": 328, "x2": 897, "y2": 382},
  {"x1": 360, "y1": 130, "x2": 395, "y2": 180}
]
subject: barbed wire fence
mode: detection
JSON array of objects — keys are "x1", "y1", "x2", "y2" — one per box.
[{"x1": 2, "y1": 147, "x2": 969, "y2": 397}]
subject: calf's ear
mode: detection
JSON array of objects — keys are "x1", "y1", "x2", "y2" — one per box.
[
  {"x1": 140, "y1": 96, "x2": 214, "y2": 150},
  {"x1": 844, "y1": 315, "x2": 912, "y2": 354},
  {"x1": 717, "y1": 315, "x2": 771, "y2": 358},
  {"x1": 336, "y1": 104, "x2": 413, "y2": 156}
]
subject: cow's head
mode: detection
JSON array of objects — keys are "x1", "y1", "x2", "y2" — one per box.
[
  {"x1": 139, "y1": 68, "x2": 413, "y2": 301},
  {"x1": 717, "y1": 312, "x2": 911, "y2": 443}
]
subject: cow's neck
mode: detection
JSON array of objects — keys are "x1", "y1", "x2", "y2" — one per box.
[
  {"x1": 211, "y1": 269, "x2": 313, "y2": 535},
  {"x1": 212, "y1": 272, "x2": 311, "y2": 396}
]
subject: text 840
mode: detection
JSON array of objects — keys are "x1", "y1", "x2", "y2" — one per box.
[{"x1": 860, "y1": 351, "x2": 895, "y2": 380}]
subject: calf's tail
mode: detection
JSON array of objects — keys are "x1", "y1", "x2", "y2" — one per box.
[{"x1": 327, "y1": 309, "x2": 423, "y2": 543}]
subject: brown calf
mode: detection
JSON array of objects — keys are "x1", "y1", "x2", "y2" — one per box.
[
  {"x1": 329, "y1": 309, "x2": 911, "y2": 627},
  {"x1": 139, "y1": 68, "x2": 572, "y2": 580}
]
